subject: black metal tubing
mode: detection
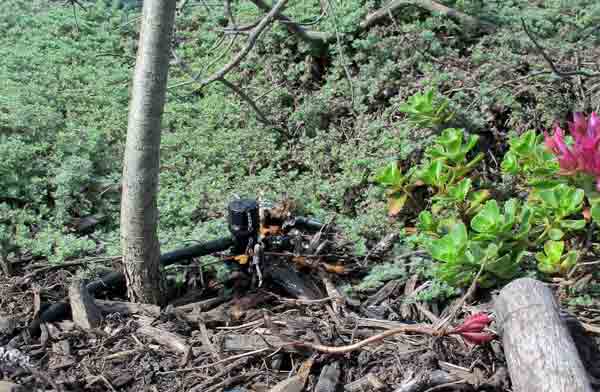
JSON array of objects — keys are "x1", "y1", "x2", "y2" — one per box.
[{"x1": 27, "y1": 236, "x2": 234, "y2": 336}]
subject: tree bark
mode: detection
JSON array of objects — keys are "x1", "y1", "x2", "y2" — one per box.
[
  {"x1": 121, "y1": 0, "x2": 177, "y2": 305},
  {"x1": 494, "y1": 278, "x2": 593, "y2": 392}
]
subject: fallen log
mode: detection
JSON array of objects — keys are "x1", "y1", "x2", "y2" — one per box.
[{"x1": 494, "y1": 278, "x2": 593, "y2": 392}]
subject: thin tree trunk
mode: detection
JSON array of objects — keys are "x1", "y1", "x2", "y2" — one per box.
[{"x1": 120, "y1": 0, "x2": 177, "y2": 305}]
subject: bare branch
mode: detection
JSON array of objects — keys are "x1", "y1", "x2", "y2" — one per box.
[
  {"x1": 223, "y1": 0, "x2": 236, "y2": 27},
  {"x1": 219, "y1": 78, "x2": 271, "y2": 125},
  {"x1": 171, "y1": 49, "x2": 289, "y2": 135},
  {"x1": 326, "y1": 0, "x2": 355, "y2": 108},
  {"x1": 249, "y1": 0, "x2": 332, "y2": 47},
  {"x1": 361, "y1": 0, "x2": 494, "y2": 32},
  {"x1": 199, "y1": 0, "x2": 289, "y2": 86},
  {"x1": 521, "y1": 18, "x2": 600, "y2": 79}
]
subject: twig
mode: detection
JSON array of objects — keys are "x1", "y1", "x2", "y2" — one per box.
[
  {"x1": 360, "y1": 0, "x2": 493, "y2": 32},
  {"x1": 521, "y1": 18, "x2": 600, "y2": 79},
  {"x1": 188, "y1": 356, "x2": 251, "y2": 392},
  {"x1": 157, "y1": 348, "x2": 271, "y2": 375},
  {"x1": 23, "y1": 256, "x2": 120, "y2": 279},
  {"x1": 249, "y1": 0, "x2": 331, "y2": 47},
  {"x1": 199, "y1": 0, "x2": 289, "y2": 87},
  {"x1": 423, "y1": 379, "x2": 468, "y2": 392},
  {"x1": 435, "y1": 263, "x2": 485, "y2": 331},
  {"x1": 197, "y1": 372, "x2": 261, "y2": 392},
  {"x1": 326, "y1": 0, "x2": 355, "y2": 109},
  {"x1": 223, "y1": 0, "x2": 236, "y2": 27},
  {"x1": 288, "y1": 324, "x2": 441, "y2": 354},
  {"x1": 219, "y1": 78, "x2": 272, "y2": 125},
  {"x1": 264, "y1": 291, "x2": 335, "y2": 305},
  {"x1": 170, "y1": 48, "x2": 283, "y2": 133}
]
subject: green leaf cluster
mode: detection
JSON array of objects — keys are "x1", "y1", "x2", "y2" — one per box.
[
  {"x1": 535, "y1": 240, "x2": 578, "y2": 275},
  {"x1": 398, "y1": 88, "x2": 455, "y2": 129},
  {"x1": 424, "y1": 199, "x2": 529, "y2": 287},
  {"x1": 374, "y1": 128, "x2": 487, "y2": 218}
]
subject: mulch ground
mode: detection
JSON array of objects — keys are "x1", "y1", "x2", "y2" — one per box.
[{"x1": 1, "y1": 251, "x2": 599, "y2": 392}]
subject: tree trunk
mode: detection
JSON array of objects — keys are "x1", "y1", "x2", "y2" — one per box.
[
  {"x1": 494, "y1": 278, "x2": 593, "y2": 392},
  {"x1": 120, "y1": 0, "x2": 177, "y2": 305}
]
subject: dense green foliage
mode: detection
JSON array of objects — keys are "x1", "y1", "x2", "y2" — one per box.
[{"x1": 1, "y1": 0, "x2": 599, "y2": 301}]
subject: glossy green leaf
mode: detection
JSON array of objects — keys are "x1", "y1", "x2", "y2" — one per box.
[
  {"x1": 374, "y1": 162, "x2": 404, "y2": 187},
  {"x1": 548, "y1": 228, "x2": 564, "y2": 241},
  {"x1": 428, "y1": 222, "x2": 468, "y2": 263},
  {"x1": 471, "y1": 200, "x2": 501, "y2": 234},
  {"x1": 560, "y1": 219, "x2": 586, "y2": 231},
  {"x1": 592, "y1": 202, "x2": 600, "y2": 223},
  {"x1": 544, "y1": 240, "x2": 564, "y2": 262},
  {"x1": 448, "y1": 178, "x2": 471, "y2": 201},
  {"x1": 500, "y1": 152, "x2": 518, "y2": 174}
]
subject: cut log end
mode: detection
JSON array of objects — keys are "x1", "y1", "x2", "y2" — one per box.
[{"x1": 494, "y1": 278, "x2": 593, "y2": 392}]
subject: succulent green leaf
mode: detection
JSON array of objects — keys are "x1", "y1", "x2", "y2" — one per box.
[
  {"x1": 428, "y1": 222, "x2": 468, "y2": 263},
  {"x1": 448, "y1": 178, "x2": 471, "y2": 201},
  {"x1": 374, "y1": 162, "x2": 404, "y2": 187},
  {"x1": 501, "y1": 152, "x2": 518, "y2": 174},
  {"x1": 592, "y1": 202, "x2": 600, "y2": 223},
  {"x1": 471, "y1": 200, "x2": 501, "y2": 234},
  {"x1": 560, "y1": 219, "x2": 586, "y2": 231},
  {"x1": 544, "y1": 240, "x2": 564, "y2": 263},
  {"x1": 548, "y1": 228, "x2": 564, "y2": 241}
]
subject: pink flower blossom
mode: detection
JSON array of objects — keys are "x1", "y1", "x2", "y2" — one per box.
[
  {"x1": 544, "y1": 112, "x2": 600, "y2": 191},
  {"x1": 449, "y1": 313, "x2": 495, "y2": 345}
]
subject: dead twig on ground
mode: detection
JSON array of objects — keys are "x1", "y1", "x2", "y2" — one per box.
[
  {"x1": 288, "y1": 324, "x2": 440, "y2": 354},
  {"x1": 521, "y1": 18, "x2": 600, "y2": 79},
  {"x1": 158, "y1": 348, "x2": 271, "y2": 375}
]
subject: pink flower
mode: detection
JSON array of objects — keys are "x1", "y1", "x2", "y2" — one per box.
[
  {"x1": 451, "y1": 313, "x2": 492, "y2": 334},
  {"x1": 544, "y1": 112, "x2": 600, "y2": 190},
  {"x1": 459, "y1": 332, "x2": 496, "y2": 345},
  {"x1": 544, "y1": 126, "x2": 579, "y2": 174},
  {"x1": 449, "y1": 313, "x2": 495, "y2": 345}
]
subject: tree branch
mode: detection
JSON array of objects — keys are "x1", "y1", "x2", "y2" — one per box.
[
  {"x1": 171, "y1": 50, "x2": 277, "y2": 130},
  {"x1": 199, "y1": 0, "x2": 289, "y2": 86},
  {"x1": 360, "y1": 0, "x2": 494, "y2": 33},
  {"x1": 249, "y1": 0, "x2": 332, "y2": 47},
  {"x1": 218, "y1": 78, "x2": 271, "y2": 125},
  {"x1": 521, "y1": 18, "x2": 600, "y2": 79}
]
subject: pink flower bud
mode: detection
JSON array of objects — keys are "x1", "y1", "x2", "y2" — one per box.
[
  {"x1": 451, "y1": 313, "x2": 492, "y2": 334},
  {"x1": 459, "y1": 331, "x2": 495, "y2": 345}
]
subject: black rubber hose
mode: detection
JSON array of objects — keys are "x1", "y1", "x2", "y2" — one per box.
[
  {"x1": 159, "y1": 236, "x2": 234, "y2": 266},
  {"x1": 27, "y1": 236, "x2": 234, "y2": 336},
  {"x1": 293, "y1": 217, "x2": 325, "y2": 231}
]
